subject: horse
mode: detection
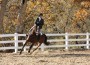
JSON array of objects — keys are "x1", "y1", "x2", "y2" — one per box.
[{"x1": 20, "y1": 26, "x2": 50, "y2": 54}]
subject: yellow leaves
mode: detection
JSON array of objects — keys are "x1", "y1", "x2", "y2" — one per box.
[
  {"x1": 9, "y1": 5, "x2": 17, "y2": 11},
  {"x1": 72, "y1": 8, "x2": 88, "y2": 32},
  {"x1": 37, "y1": 8, "x2": 41, "y2": 12},
  {"x1": 46, "y1": 6, "x2": 50, "y2": 10},
  {"x1": 14, "y1": 19, "x2": 19, "y2": 25},
  {"x1": 74, "y1": 8, "x2": 88, "y2": 20},
  {"x1": 42, "y1": 2, "x2": 48, "y2": 7},
  {"x1": 30, "y1": 1, "x2": 35, "y2": 7},
  {"x1": 36, "y1": 1, "x2": 41, "y2": 5},
  {"x1": 0, "y1": 0, "x2": 2, "y2": 4},
  {"x1": 36, "y1": 1, "x2": 50, "y2": 12},
  {"x1": 26, "y1": 0, "x2": 51, "y2": 14},
  {"x1": 37, "y1": 2, "x2": 51, "y2": 13},
  {"x1": 72, "y1": 7, "x2": 89, "y2": 33},
  {"x1": 47, "y1": 14, "x2": 54, "y2": 20},
  {"x1": 81, "y1": 1, "x2": 90, "y2": 8},
  {"x1": 72, "y1": 0, "x2": 90, "y2": 8},
  {"x1": 26, "y1": 1, "x2": 36, "y2": 14},
  {"x1": 44, "y1": 13, "x2": 56, "y2": 25},
  {"x1": 41, "y1": 2, "x2": 51, "y2": 12},
  {"x1": 27, "y1": 1, "x2": 35, "y2": 9}
]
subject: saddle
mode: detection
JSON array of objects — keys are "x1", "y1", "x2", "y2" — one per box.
[
  {"x1": 36, "y1": 26, "x2": 42, "y2": 41},
  {"x1": 29, "y1": 25, "x2": 42, "y2": 41}
]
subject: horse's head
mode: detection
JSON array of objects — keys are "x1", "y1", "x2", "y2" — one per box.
[
  {"x1": 26, "y1": 25, "x2": 37, "y2": 36},
  {"x1": 26, "y1": 31, "x2": 36, "y2": 37}
]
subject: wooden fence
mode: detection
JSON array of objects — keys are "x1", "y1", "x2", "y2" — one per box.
[{"x1": 0, "y1": 33, "x2": 90, "y2": 53}]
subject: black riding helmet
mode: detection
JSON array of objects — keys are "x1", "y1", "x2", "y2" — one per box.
[{"x1": 39, "y1": 13, "x2": 43, "y2": 16}]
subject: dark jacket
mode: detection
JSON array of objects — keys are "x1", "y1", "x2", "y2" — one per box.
[{"x1": 35, "y1": 17, "x2": 44, "y2": 29}]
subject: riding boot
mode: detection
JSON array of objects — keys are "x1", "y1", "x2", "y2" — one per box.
[{"x1": 37, "y1": 34, "x2": 40, "y2": 41}]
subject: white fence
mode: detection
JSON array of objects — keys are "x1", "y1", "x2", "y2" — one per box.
[{"x1": 0, "y1": 33, "x2": 90, "y2": 53}]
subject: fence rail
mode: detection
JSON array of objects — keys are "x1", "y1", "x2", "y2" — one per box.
[{"x1": 0, "y1": 33, "x2": 90, "y2": 53}]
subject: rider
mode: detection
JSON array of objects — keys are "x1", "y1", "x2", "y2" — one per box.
[{"x1": 35, "y1": 13, "x2": 44, "y2": 35}]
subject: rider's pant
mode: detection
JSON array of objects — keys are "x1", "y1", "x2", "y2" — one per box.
[{"x1": 36, "y1": 26, "x2": 42, "y2": 35}]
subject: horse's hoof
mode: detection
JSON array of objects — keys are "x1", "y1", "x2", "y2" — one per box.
[
  {"x1": 29, "y1": 52, "x2": 32, "y2": 55},
  {"x1": 28, "y1": 51, "x2": 30, "y2": 53},
  {"x1": 19, "y1": 51, "x2": 22, "y2": 55}
]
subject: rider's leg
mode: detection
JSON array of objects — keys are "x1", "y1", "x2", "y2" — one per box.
[
  {"x1": 36, "y1": 26, "x2": 40, "y2": 40},
  {"x1": 40, "y1": 29, "x2": 43, "y2": 35},
  {"x1": 36, "y1": 26, "x2": 40, "y2": 35}
]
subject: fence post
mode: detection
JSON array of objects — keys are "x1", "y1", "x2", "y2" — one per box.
[
  {"x1": 40, "y1": 43, "x2": 45, "y2": 51},
  {"x1": 65, "y1": 33, "x2": 69, "y2": 50},
  {"x1": 86, "y1": 32, "x2": 89, "y2": 49},
  {"x1": 14, "y1": 33, "x2": 18, "y2": 53}
]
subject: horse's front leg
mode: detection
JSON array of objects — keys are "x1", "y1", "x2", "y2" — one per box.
[
  {"x1": 28, "y1": 43, "x2": 34, "y2": 53},
  {"x1": 20, "y1": 40, "x2": 28, "y2": 55},
  {"x1": 20, "y1": 35, "x2": 30, "y2": 55},
  {"x1": 30, "y1": 42, "x2": 41, "y2": 54}
]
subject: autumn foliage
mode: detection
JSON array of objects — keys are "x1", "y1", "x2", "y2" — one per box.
[{"x1": 0, "y1": 0, "x2": 90, "y2": 34}]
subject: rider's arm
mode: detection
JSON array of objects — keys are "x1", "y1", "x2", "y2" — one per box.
[
  {"x1": 35, "y1": 18, "x2": 40, "y2": 26},
  {"x1": 40, "y1": 19, "x2": 44, "y2": 25}
]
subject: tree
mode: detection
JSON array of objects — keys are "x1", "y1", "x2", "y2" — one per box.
[
  {"x1": 16, "y1": 0, "x2": 28, "y2": 33},
  {"x1": 0, "y1": 0, "x2": 8, "y2": 34}
]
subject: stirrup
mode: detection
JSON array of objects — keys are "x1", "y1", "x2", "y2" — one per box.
[
  {"x1": 36, "y1": 34, "x2": 40, "y2": 41},
  {"x1": 40, "y1": 32, "x2": 43, "y2": 35},
  {"x1": 36, "y1": 32, "x2": 39, "y2": 35}
]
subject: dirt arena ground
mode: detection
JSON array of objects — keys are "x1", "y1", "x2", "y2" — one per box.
[{"x1": 0, "y1": 49, "x2": 90, "y2": 65}]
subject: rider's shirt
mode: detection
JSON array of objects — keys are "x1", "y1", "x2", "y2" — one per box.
[{"x1": 35, "y1": 17, "x2": 44, "y2": 29}]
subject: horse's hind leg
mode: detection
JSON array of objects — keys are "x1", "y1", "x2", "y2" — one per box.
[
  {"x1": 28, "y1": 43, "x2": 34, "y2": 53},
  {"x1": 20, "y1": 40, "x2": 28, "y2": 55},
  {"x1": 30, "y1": 43, "x2": 41, "y2": 54}
]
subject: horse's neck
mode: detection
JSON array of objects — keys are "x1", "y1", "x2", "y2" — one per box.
[
  {"x1": 33, "y1": 31, "x2": 36, "y2": 35},
  {"x1": 29, "y1": 26, "x2": 36, "y2": 34}
]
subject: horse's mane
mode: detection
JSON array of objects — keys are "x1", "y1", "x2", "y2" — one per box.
[
  {"x1": 26, "y1": 26, "x2": 36, "y2": 36},
  {"x1": 32, "y1": 27, "x2": 36, "y2": 34}
]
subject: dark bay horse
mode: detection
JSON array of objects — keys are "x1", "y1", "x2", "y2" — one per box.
[{"x1": 20, "y1": 28, "x2": 49, "y2": 54}]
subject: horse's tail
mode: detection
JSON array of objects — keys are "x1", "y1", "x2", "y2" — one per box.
[{"x1": 44, "y1": 34, "x2": 50, "y2": 45}]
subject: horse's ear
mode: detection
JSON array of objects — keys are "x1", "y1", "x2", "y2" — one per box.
[{"x1": 33, "y1": 31, "x2": 36, "y2": 34}]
